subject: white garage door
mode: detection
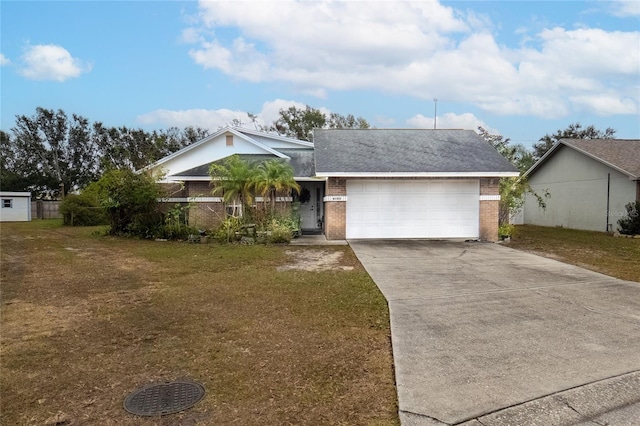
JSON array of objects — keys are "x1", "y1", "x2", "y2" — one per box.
[{"x1": 346, "y1": 179, "x2": 479, "y2": 239}]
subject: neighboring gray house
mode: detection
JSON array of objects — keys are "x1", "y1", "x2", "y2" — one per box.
[
  {"x1": 521, "y1": 139, "x2": 640, "y2": 232},
  {"x1": 146, "y1": 127, "x2": 519, "y2": 241},
  {"x1": 0, "y1": 192, "x2": 32, "y2": 222}
]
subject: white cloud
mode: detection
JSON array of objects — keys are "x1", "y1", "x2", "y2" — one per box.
[
  {"x1": 19, "y1": 44, "x2": 91, "y2": 81},
  {"x1": 137, "y1": 108, "x2": 255, "y2": 130},
  {"x1": 609, "y1": 0, "x2": 640, "y2": 17},
  {"x1": 136, "y1": 99, "x2": 317, "y2": 131},
  {"x1": 183, "y1": 0, "x2": 639, "y2": 118},
  {"x1": 406, "y1": 112, "x2": 498, "y2": 134},
  {"x1": 0, "y1": 53, "x2": 11, "y2": 66}
]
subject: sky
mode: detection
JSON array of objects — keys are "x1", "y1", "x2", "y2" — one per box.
[{"x1": 1, "y1": 0, "x2": 639, "y2": 148}]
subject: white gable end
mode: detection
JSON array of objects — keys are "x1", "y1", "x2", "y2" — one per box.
[{"x1": 151, "y1": 131, "x2": 285, "y2": 180}]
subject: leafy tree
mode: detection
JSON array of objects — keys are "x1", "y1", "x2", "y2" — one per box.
[
  {"x1": 92, "y1": 124, "x2": 209, "y2": 172},
  {"x1": 209, "y1": 155, "x2": 258, "y2": 218},
  {"x1": 92, "y1": 169, "x2": 165, "y2": 237},
  {"x1": 327, "y1": 112, "x2": 370, "y2": 130},
  {"x1": 533, "y1": 123, "x2": 616, "y2": 160},
  {"x1": 253, "y1": 159, "x2": 300, "y2": 214},
  {"x1": 478, "y1": 127, "x2": 548, "y2": 227},
  {"x1": 0, "y1": 130, "x2": 31, "y2": 192},
  {"x1": 3, "y1": 107, "x2": 210, "y2": 199},
  {"x1": 59, "y1": 186, "x2": 108, "y2": 227},
  {"x1": 9, "y1": 108, "x2": 98, "y2": 197},
  {"x1": 272, "y1": 105, "x2": 326, "y2": 141},
  {"x1": 270, "y1": 105, "x2": 370, "y2": 141}
]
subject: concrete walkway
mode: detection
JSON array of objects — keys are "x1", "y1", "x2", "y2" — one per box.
[{"x1": 349, "y1": 240, "x2": 640, "y2": 425}]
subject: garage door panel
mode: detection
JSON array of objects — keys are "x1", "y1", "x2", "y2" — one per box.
[{"x1": 346, "y1": 179, "x2": 479, "y2": 239}]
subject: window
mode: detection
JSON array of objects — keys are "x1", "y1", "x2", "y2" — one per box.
[
  {"x1": 226, "y1": 134, "x2": 233, "y2": 146},
  {"x1": 226, "y1": 204, "x2": 242, "y2": 217},
  {"x1": 2, "y1": 199, "x2": 12, "y2": 208}
]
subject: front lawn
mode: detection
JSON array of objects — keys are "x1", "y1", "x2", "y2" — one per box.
[
  {"x1": 1, "y1": 220, "x2": 398, "y2": 425},
  {"x1": 507, "y1": 225, "x2": 640, "y2": 282}
]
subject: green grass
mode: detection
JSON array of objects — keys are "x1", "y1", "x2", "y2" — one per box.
[
  {"x1": 508, "y1": 225, "x2": 640, "y2": 282},
  {"x1": 1, "y1": 221, "x2": 398, "y2": 425}
]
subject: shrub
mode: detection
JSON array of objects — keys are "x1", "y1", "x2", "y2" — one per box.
[
  {"x1": 618, "y1": 201, "x2": 640, "y2": 235},
  {"x1": 92, "y1": 169, "x2": 165, "y2": 237},
  {"x1": 156, "y1": 203, "x2": 199, "y2": 240},
  {"x1": 498, "y1": 223, "x2": 514, "y2": 238},
  {"x1": 214, "y1": 216, "x2": 243, "y2": 243},
  {"x1": 60, "y1": 193, "x2": 108, "y2": 226},
  {"x1": 266, "y1": 220, "x2": 293, "y2": 244}
]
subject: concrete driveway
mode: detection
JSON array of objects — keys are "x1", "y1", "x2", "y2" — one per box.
[{"x1": 349, "y1": 240, "x2": 640, "y2": 425}]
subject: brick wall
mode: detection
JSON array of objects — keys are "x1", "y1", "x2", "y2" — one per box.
[
  {"x1": 479, "y1": 178, "x2": 500, "y2": 242},
  {"x1": 189, "y1": 202, "x2": 225, "y2": 229},
  {"x1": 188, "y1": 181, "x2": 213, "y2": 197},
  {"x1": 325, "y1": 177, "x2": 347, "y2": 240},
  {"x1": 160, "y1": 182, "x2": 187, "y2": 198}
]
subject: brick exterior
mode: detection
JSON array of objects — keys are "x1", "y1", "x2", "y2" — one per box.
[
  {"x1": 188, "y1": 181, "x2": 213, "y2": 197},
  {"x1": 161, "y1": 177, "x2": 503, "y2": 239},
  {"x1": 324, "y1": 177, "x2": 347, "y2": 240},
  {"x1": 479, "y1": 178, "x2": 500, "y2": 242},
  {"x1": 160, "y1": 182, "x2": 188, "y2": 198},
  {"x1": 323, "y1": 177, "x2": 502, "y2": 241}
]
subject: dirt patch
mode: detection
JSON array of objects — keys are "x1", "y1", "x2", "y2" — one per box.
[
  {"x1": 277, "y1": 249, "x2": 355, "y2": 272},
  {"x1": 1, "y1": 222, "x2": 397, "y2": 425}
]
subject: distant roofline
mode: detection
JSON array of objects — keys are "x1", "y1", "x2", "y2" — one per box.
[{"x1": 524, "y1": 139, "x2": 639, "y2": 180}]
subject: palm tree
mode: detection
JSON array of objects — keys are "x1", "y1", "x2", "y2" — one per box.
[
  {"x1": 209, "y1": 155, "x2": 256, "y2": 218},
  {"x1": 253, "y1": 159, "x2": 300, "y2": 214}
]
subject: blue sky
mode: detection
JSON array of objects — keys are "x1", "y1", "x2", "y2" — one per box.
[{"x1": 1, "y1": 1, "x2": 639, "y2": 148}]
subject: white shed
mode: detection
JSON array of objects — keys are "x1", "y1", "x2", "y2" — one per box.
[{"x1": 0, "y1": 192, "x2": 32, "y2": 222}]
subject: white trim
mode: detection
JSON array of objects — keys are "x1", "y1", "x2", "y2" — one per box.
[
  {"x1": 234, "y1": 127, "x2": 314, "y2": 147},
  {"x1": 315, "y1": 171, "x2": 520, "y2": 178},
  {"x1": 160, "y1": 197, "x2": 223, "y2": 203},
  {"x1": 0, "y1": 192, "x2": 31, "y2": 197},
  {"x1": 255, "y1": 196, "x2": 293, "y2": 202},
  {"x1": 295, "y1": 176, "x2": 328, "y2": 182},
  {"x1": 142, "y1": 126, "x2": 293, "y2": 172},
  {"x1": 165, "y1": 176, "x2": 212, "y2": 182},
  {"x1": 479, "y1": 195, "x2": 501, "y2": 201},
  {"x1": 324, "y1": 195, "x2": 347, "y2": 202}
]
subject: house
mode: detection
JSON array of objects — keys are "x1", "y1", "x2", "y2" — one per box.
[
  {"x1": 146, "y1": 127, "x2": 519, "y2": 241},
  {"x1": 0, "y1": 192, "x2": 32, "y2": 222},
  {"x1": 521, "y1": 139, "x2": 640, "y2": 232}
]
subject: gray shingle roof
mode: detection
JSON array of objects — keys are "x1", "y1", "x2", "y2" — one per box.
[
  {"x1": 560, "y1": 139, "x2": 640, "y2": 179},
  {"x1": 313, "y1": 129, "x2": 518, "y2": 175},
  {"x1": 172, "y1": 149, "x2": 315, "y2": 178}
]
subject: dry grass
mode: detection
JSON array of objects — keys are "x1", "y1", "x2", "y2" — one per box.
[
  {"x1": 507, "y1": 225, "x2": 640, "y2": 282},
  {"x1": 1, "y1": 220, "x2": 398, "y2": 425}
]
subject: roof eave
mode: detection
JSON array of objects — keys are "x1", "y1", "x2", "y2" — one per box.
[
  {"x1": 560, "y1": 139, "x2": 639, "y2": 180},
  {"x1": 315, "y1": 171, "x2": 520, "y2": 178},
  {"x1": 524, "y1": 140, "x2": 639, "y2": 180}
]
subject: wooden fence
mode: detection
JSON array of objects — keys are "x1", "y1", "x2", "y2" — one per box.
[{"x1": 31, "y1": 200, "x2": 62, "y2": 219}]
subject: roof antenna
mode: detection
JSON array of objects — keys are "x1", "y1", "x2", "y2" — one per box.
[{"x1": 433, "y1": 98, "x2": 438, "y2": 129}]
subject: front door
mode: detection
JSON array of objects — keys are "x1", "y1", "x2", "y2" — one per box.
[{"x1": 297, "y1": 182, "x2": 324, "y2": 233}]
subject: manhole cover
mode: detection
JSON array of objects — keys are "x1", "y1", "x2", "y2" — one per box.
[{"x1": 124, "y1": 381, "x2": 205, "y2": 416}]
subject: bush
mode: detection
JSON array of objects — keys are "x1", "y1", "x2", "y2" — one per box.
[
  {"x1": 213, "y1": 217, "x2": 243, "y2": 243},
  {"x1": 266, "y1": 220, "x2": 293, "y2": 244},
  {"x1": 60, "y1": 193, "x2": 108, "y2": 226},
  {"x1": 618, "y1": 201, "x2": 640, "y2": 235},
  {"x1": 91, "y1": 169, "x2": 166, "y2": 238},
  {"x1": 498, "y1": 223, "x2": 514, "y2": 238}
]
